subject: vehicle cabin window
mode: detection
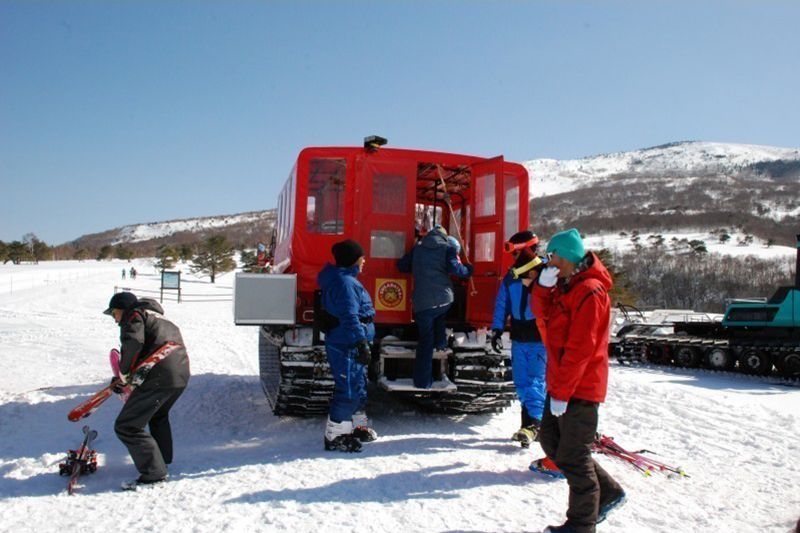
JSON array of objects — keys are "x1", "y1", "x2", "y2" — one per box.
[
  {"x1": 373, "y1": 174, "x2": 407, "y2": 215},
  {"x1": 307, "y1": 158, "x2": 346, "y2": 234},
  {"x1": 414, "y1": 204, "x2": 444, "y2": 233},
  {"x1": 504, "y1": 177, "x2": 519, "y2": 241},
  {"x1": 475, "y1": 231, "x2": 495, "y2": 263},
  {"x1": 370, "y1": 230, "x2": 406, "y2": 258},
  {"x1": 475, "y1": 173, "x2": 496, "y2": 217}
]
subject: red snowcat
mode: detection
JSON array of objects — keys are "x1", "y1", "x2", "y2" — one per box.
[{"x1": 234, "y1": 136, "x2": 530, "y2": 415}]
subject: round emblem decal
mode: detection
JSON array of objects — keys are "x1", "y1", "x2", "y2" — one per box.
[{"x1": 378, "y1": 280, "x2": 404, "y2": 309}]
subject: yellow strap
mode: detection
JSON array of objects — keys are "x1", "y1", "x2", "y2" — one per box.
[{"x1": 512, "y1": 257, "x2": 542, "y2": 279}]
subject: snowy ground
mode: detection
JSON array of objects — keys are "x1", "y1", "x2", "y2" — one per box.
[{"x1": 1, "y1": 260, "x2": 798, "y2": 533}]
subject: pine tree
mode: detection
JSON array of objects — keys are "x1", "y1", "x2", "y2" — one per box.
[
  {"x1": 115, "y1": 245, "x2": 134, "y2": 262},
  {"x1": 191, "y1": 235, "x2": 235, "y2": 283},
  {"x1": 6, "y1": 241, "x2": 31, "y2": 264},
  {"x1": 179, "y1": 243, "x2": 194, "y2": 263},
  {"x1": 32, "y1": 240, "x2": 52, "y2": 262},
  {"x1": 595, "y1": 248, "x2": 638, "y2": 306},
  {"x1": 240, "y1": 250, "x2": 258, "y2": 272},
  {"x1": 97, "y1": 245, "x2": 113, "y2": 261},
  {"x1": 154, "y1": 245, "x2": 178, "y2": 271},
  {"x1": 0, "y1": 241, "x2": 6, "y2": 264}
]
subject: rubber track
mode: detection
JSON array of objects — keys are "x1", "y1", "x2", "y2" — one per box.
[
  {"x1": 258, "y1": 328, "x2": 517, "y2": 416},
  {"x1": 614, "y1": 333, "x2": 800, "y2": 387}
]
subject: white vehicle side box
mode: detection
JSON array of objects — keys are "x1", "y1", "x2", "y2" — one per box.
[{"x1": 233, "y1": 273, "x2": 296, "y2": 325}]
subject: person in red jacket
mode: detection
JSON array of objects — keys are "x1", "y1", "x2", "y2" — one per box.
[{"x1": 531, "y1": 229, "x2": 625, "y2": 533}]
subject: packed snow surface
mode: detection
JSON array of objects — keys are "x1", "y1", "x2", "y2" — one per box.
[{"x1": 1, "y1": 260, "x2": 798, "y2": 532}]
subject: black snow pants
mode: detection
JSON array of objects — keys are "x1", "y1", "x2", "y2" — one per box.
[
  {"x1": 114, "y1": 386, "x2": 185, "y2": 481},
  {"x1": 539, "y1": 396, "x2": 624, "y2": 533}
]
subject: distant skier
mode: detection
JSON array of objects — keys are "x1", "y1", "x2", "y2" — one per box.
[
  {"x1": 531, "y1": 229, "x2": 626, "y2": 533},
  {"x1": 121, "y1": 269, "x2": 126, "y2": 280},
  {"x1": 396, "y1": 225, "x2": 472, "y2": 388},
  {"x1": 130, "y1": 267, "x2": 137, "y2": 280},
  {"x1": 104, "y1": 291, "x2": 190, "y2": 489},
  {"x1": 317, "y1": 240, "x2": 377, "y2": 453},
  {"x1": 489, "y1": 231, "x2": 547, "y2": 448}
]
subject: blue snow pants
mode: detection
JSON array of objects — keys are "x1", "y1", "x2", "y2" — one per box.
[
  {"x1": 413, "y1": 303, "x2": 451, "y2": 389},
  {"x1": 511, "y1": 341, "x2": 547, "y2": 421},
  {"x1": 325, "y1": 341, "x2": 367, "y2": 423}
]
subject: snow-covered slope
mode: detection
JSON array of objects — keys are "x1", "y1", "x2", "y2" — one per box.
[
  {"x1": 0, "y1": 261, "x2": 799, "y2": 532},
  {"x1": 524, "y1": 141, "x2": 800, "y2": 199},
  {"x1": 525, "y1": 141, "x2": 800, "y2": 253},
  {"x1": 112, "y1": 212, "x2": 271, "y2": 245}
]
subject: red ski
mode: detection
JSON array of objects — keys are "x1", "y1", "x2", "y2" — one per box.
[
  {"x1": 67, "y1": 342, "x2": 181, "y2": 422},
  {"x1": 59, "y1": 425, "x2": 98, "y2": 494}
]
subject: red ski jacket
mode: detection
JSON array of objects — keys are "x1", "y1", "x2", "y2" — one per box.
[{"x1": 531, "y1": 252, "x2": 612, "y2": 403}]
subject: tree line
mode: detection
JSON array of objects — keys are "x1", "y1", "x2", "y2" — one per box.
[
  {"x1": 1, "y1": 233, "x2": 265, "y2": 284},
  {"x1": 599, "y1": 245, "x2": 796, "y2": 313}
]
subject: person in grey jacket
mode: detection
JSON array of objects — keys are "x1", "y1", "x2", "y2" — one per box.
[
  {"x1": 397, "y1": 226, "x2": 472, "y2": 388},
  {"x1": 104, "y1": 291, "x2": 190, "y2": 489}
]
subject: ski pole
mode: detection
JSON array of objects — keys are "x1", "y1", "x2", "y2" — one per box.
[{"x1": 436, "y1": 165, "x2": 477, "y2": 296}]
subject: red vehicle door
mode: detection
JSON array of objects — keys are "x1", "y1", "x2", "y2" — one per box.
[
  {"x1": 467, "y1": 156, "x2": 505, "y2": 326},
  {"x1": 354, "y1": 155, "x2": 417, "y2": 325}
]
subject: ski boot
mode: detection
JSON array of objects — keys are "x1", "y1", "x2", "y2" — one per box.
[
  {"x1": 543, "y1": 524, "x2": 581, "y2": 533},
  {"x1": 529, "y1": 457, "x2": 565, "y2": 479},
  {"x1": 351, "y1": 412, "x2": 378, "y2": 443},
  {"x1": 597, "y1": 490, "x2": 627, "y2": 523},
  {"x1": 324, "y1": 418, "x2": 362, "y2": 453},
  {"x1": 512, "y1": 409, "x2": 540, "y2": 448},
  {"x1": 511, "y1": 421, "x2": 540, "y2": 448},
  {"x1": 121, "y1": 475, "x2": 168, "y2": 491}
]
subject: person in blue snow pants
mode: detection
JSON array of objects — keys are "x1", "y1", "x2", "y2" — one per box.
[
  {"x1": 317, "y1": 239, "x2": 376, "y2": 453},
  {"x1": 489, "y1": 230, "x2": 547, "y2": 447}
]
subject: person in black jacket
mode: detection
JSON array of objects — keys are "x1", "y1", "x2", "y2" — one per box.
[{"x1": 104, "y1": 291, "x2": 190, "y2": 489}]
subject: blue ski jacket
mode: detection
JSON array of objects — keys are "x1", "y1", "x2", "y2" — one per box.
[
  {"x1": 491, "y1": 271, "x2": 541, "y2": 342},
  {"x1": 397, "y1": 231, "x2": 473, "y2": 313},
  {"x1": 317, "y1": 263, "x2": 376, "y2": 346}
]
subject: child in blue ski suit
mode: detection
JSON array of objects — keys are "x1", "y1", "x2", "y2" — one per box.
[
  {"x1": 317, "y1": 239, "x2": 376, "y2": 453},
  {"x1": 490, "y1": 231, "x2": 547, "y2": 448}
]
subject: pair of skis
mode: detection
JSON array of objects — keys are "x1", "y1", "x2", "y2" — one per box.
[
  {"x1": 529, "y1": 433, "x2": 688, "y2": 480},
  {"x1": 67, "y1": 342, "x2": 180, "y2": 422},
  {"x1": 59, "y1": 425, "x2": 98, "y2": 495},
  {"x1": 591, "y1": 434, "x2": 688, "y2": 478}
]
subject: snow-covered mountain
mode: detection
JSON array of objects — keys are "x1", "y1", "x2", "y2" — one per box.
[
  {"x1": 110, "y1": 211, "x2": 274, "y2": 245},
  {"x1": 69, "y1": 210, "x2": 276, "y2": 253},
  {"x1": 524, "y1": 141, "x2": 800, "y2": 251},
  {"x1": 525, "y1": 141, "x2": 800, "y2": 201}
]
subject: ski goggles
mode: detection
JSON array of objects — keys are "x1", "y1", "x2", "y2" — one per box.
[
  {"x1": 511, "y1": 256, "x2": 544, "y2": 279},
  {"x1": 503, "y1": 235, "x2": 539, "y2": 254}
]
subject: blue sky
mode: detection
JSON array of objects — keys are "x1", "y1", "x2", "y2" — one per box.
[{"x1": 1, "y1": 1, "x2": 798, "y2": 244}]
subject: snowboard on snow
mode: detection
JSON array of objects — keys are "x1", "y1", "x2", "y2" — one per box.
[{"x1": 67, "y1": 342, "x2": 181, "y2": 422}]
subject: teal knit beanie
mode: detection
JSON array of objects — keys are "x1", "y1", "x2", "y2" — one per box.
[{"x1": 546, "y1": 228, "x2": 585, "y2": 264}]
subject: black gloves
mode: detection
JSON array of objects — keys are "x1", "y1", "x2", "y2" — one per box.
[
  {"x1": 490, "y1": 329, "x2": 504, "y2": 353},
  {"x1": 356, "y1": 340, "x2": 372, "y2": 366},
  {"x1": 110, "y1": 377, "x2": 126, "y2": 394}
]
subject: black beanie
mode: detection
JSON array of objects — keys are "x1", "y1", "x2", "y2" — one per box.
[
  {"x1": 332, "y1": 239, "x2": 364, "y2": 267},
  {"x1": 103, "y1": 291, "x2": 138, "y2": 315}
]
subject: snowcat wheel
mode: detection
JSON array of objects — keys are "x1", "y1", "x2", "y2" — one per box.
[
  {"x1": 705, "y1": 347, "x2": 735, "y2": 371},
  {"x1": 673, "y1": 346, "x2": 700, "y2": 368},
  {"x1": 645, "y1": 343, "x2": 670, "y2": 365},
  {"x1": 775, "y1": 351, "x2": 800, "y2": 377},
  {"x1": 738, "y1": 349, "x2": 772, "y2": 375}
]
